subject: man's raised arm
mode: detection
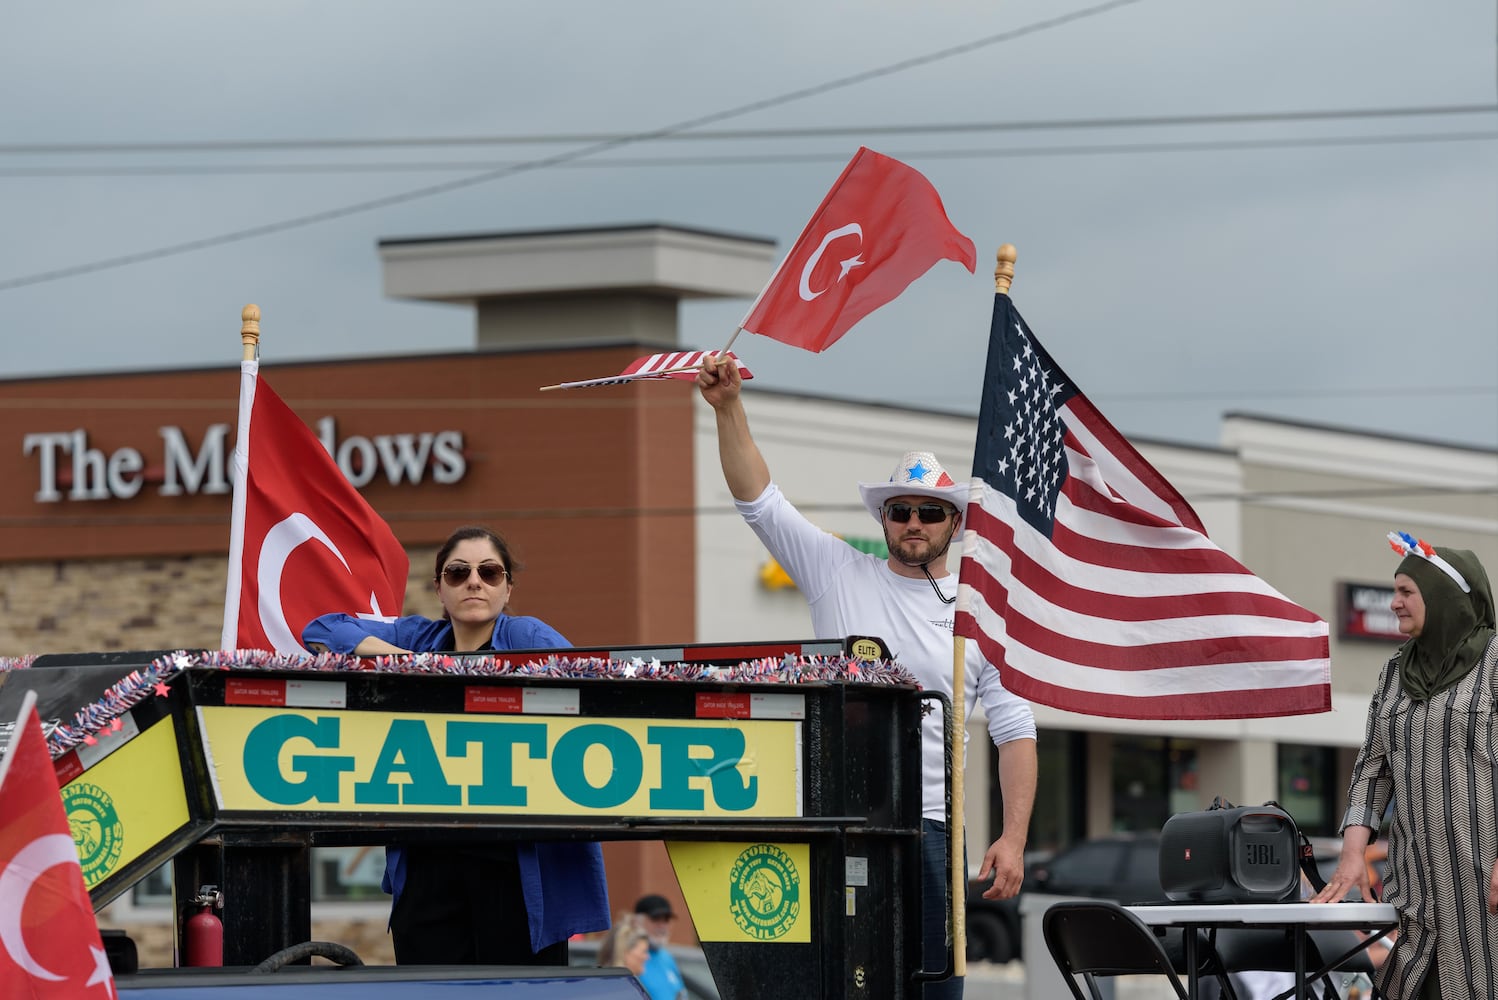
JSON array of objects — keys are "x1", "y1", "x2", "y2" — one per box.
[{"x1": 697, "y1": 355, "x2": 771, "y2": 502}]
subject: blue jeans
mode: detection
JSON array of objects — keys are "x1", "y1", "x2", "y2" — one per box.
[{"x1": 922, "y1": 819, "x2": 966, "y2": 999}]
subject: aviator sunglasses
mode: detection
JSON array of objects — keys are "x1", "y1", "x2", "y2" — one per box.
[
  {"x1": 441, "y1": 562, "x2": 509, "y2": 587},
  {"x1": 883, "y1": 502, "x2": 955, "y2": 525}
]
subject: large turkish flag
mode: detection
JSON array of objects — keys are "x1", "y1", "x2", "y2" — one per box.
[
  {"x1": 221, "y1": 362, "x2": 409, "y2": 653},
  {"x1": 0, "y1": 692, "x2": 115, "y2": 999}
]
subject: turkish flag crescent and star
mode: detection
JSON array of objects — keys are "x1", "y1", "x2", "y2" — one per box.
[
  {"x1": 0, "y1": 691, "x2": 115, "y2": 999},
  {"x1": 741, "y1": 147, "x2": 977, "y2": 352},
  {"x1": 954, "y1": 294, "x2": 1332, "y2": 720},
  {"x1": 221, "y1": 361, "x2": 410, "y2": 653}
]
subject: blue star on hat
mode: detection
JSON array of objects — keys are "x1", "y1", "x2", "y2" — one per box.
[{"x1": 858, "y1": 450, "x2": 967, "y2": 523}]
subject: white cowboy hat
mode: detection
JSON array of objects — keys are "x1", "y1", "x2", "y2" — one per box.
[{"x1": 857, "y1": 451, "x2": 968, "y2": 524}]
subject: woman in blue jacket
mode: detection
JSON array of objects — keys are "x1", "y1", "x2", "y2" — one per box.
[{"x1": 303, "y1": 525, "x2": 610, "y2": 965}]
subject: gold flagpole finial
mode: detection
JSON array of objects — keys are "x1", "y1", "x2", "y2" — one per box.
[
  {"x1": 241, "y1": 305, "x2": 261, "y2": 362},
  {"x1": 994, "y1": 244, "x2": 1017, "y2": 295}
]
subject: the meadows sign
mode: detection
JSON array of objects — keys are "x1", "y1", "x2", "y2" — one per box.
[{"x1": 22, "y1": 416, "x2": 466, "y2": 503}]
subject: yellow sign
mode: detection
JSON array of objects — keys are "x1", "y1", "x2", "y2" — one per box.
[
  {"x1": 198, "y1": 707, "x2": 802, "y2": 817},
  {"x1": 668, "y1": 841, "x2": 811, "y2": 943},
  {"x1": 63, "y1": 719, "x2": 190, "y2": 890}
]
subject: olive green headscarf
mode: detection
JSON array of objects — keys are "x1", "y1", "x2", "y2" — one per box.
[{"x1": 1394, "y1": 546, "x2": 1496, "y2": 701}]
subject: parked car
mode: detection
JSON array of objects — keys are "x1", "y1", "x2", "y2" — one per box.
[{"x1": 966, "y1": 834, "x2": 1162, "y2": 965}]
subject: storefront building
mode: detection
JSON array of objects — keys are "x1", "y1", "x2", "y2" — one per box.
[{"x1": 2, "y1": 225, "x2": 1494, "y2": 953}]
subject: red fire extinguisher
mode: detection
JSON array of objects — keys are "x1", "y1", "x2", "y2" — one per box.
[{"x1": 184, "y1": 885, "x2": 223, "y2": 967}]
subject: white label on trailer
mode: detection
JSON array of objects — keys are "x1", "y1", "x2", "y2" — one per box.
[
  {"x1": 523, "y1": 688, "x2": 580, "y2": 715},
  {"x1": 750, "y1": 693, "x2": 805, "y2": 720},
  {"x1": 286, "y1": 680, "x2": 347, "y2": 708}
]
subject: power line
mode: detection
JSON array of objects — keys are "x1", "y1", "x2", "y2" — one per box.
[
  {"x1": 2, "y1": 103, "x2": 1492, "y2": 155},
  {"x1": 1090, "y1": 384, "x2": 1497, "y2": 403},
  {"x1": 2, "y1": 130, "x2": 1494, "y2": 178},
  {"x1": 0, "y1": 380, "x2": 1490, "y2": 411},
  {"x1": 0, "y1": 0, "x2": 1145, "y2": 294}
]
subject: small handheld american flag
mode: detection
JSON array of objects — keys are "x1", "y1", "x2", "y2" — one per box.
[{"x1": 539, "y1": 351, "x2": 753, "y2": 392}]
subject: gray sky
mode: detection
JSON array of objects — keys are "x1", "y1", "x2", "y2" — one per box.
[{"x1": 3, "y1": 0, "x2": 1496, "y2": 452}]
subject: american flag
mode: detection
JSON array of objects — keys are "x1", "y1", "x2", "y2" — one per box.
[
  {"x1": 542, "y1": 351, "x2": 753, "y2": 391},
  {"x1": 954, "y1": 294, "x2": 1331, "y2": 720},
  {"x1": 618, "y1": 351, "x2": 750, "y2": 380}
]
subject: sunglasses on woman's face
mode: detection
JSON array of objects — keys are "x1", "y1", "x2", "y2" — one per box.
[
  {"x1": 441, "y1": 562, "x2": 509, "y2": 587},
  {"x1": 883, "y1": 502, "x2": 955, "y2": 525}
]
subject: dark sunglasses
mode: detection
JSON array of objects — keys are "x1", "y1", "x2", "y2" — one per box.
[
  {"x1": 441, "y1": 562, "x2": 509, "y2": 587},
  {"x1": 883, "y1": 502, "x2": 955, "y2": 525}
]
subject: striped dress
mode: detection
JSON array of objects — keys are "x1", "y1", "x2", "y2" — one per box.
[{"x1": 1344, "y1": 634, "x2": 1498, "y2": 1000}]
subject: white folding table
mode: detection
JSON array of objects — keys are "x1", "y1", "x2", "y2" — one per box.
[{"x1": 1127, "y1": 902, "x2": 1398, "y2": 1000}]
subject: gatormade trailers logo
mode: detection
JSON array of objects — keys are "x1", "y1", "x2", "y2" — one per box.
[{"x1": 197, "y1": 707, "x2": 803, "y2": 817}]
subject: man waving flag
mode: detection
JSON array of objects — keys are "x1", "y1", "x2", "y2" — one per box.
[
  {"x1": 955, "y1": 288, "x2": 1332, "y2": 720},
  {"x1": 741, "y1": 147, "x2": 976, "y2": 352}
]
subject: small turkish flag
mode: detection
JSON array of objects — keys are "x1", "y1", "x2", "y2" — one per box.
[
  {"x1": 0, "y1": 692, "x2": 116, "y2": 999},
  {"x1": 221, "y1": 362, "x2": 410, "y2": 653},
  {"x1": 742, "y1": 147, "x2": 977, "y2": 353}
]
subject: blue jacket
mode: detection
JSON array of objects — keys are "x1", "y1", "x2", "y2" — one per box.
[
  {"x1": 303, "y1": 611, "x2": 569, "y2": 657},
  {"x1": 301, "y1": 611, "x2": 611, "y2": 952}
]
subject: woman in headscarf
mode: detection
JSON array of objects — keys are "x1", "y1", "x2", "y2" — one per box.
[{"x1": 1312, "y1": 533, "x2": 1498, "y2": 999}]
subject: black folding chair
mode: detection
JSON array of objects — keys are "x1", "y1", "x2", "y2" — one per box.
[
  {"x1": 1213, "y1": 927, "x2": 1376, "y2": 1000},
  {"x1": 1043, "y1": 900, "x2": 1192, "y2": 1000}
]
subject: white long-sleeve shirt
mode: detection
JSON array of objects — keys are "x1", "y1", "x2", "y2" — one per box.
[{"x1": 737, "y1": 483, "x2": 1037, "y2": 821}]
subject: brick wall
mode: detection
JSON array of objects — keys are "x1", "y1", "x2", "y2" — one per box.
[{"x1": 0, "y1": 548, "x2": 448, "y2": 658}]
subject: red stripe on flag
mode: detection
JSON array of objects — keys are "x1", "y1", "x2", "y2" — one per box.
[
  {"x1": 956, "y1": 612, "x2": 1332, "y2": 720},
  {"x1": 965, "y1": 506, "x2": 1322, "y2": 623},
  {"x1": 1000, "y1": 603, "x2": 1330, "y2": 670},
  {"x1": 1050, "y1": 517, "x2": 1247, "y2": 576},
  {"x1": 961, "y1": 557, "x2": 1328, "y2": 665},
  {"x1": 1064, "y1": 397, "x2": 1206, "y2": 534}
]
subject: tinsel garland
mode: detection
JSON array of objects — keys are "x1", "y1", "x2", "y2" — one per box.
[{"x1": 10, "y1": 649, "x2": 914, "y2": 758}]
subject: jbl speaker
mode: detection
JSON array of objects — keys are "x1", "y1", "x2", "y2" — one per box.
[{"x1": 1159, "y1": 802, "x2": 1301, "y2": 903}]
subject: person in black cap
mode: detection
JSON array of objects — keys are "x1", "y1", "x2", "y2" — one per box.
[{"x1": 633, "y1": 894, "x2": 685, "y2": 1000}]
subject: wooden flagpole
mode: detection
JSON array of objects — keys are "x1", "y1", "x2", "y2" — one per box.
[
  {"x1": 241, "y1": 304, "x2": 261, "y2": 362},
  {"x1": 950, "y1": 244, "x2": 1017, "y2": 979},
  {"x1": 221, "y1": 305, "x2": 261, "y2": 651}
]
